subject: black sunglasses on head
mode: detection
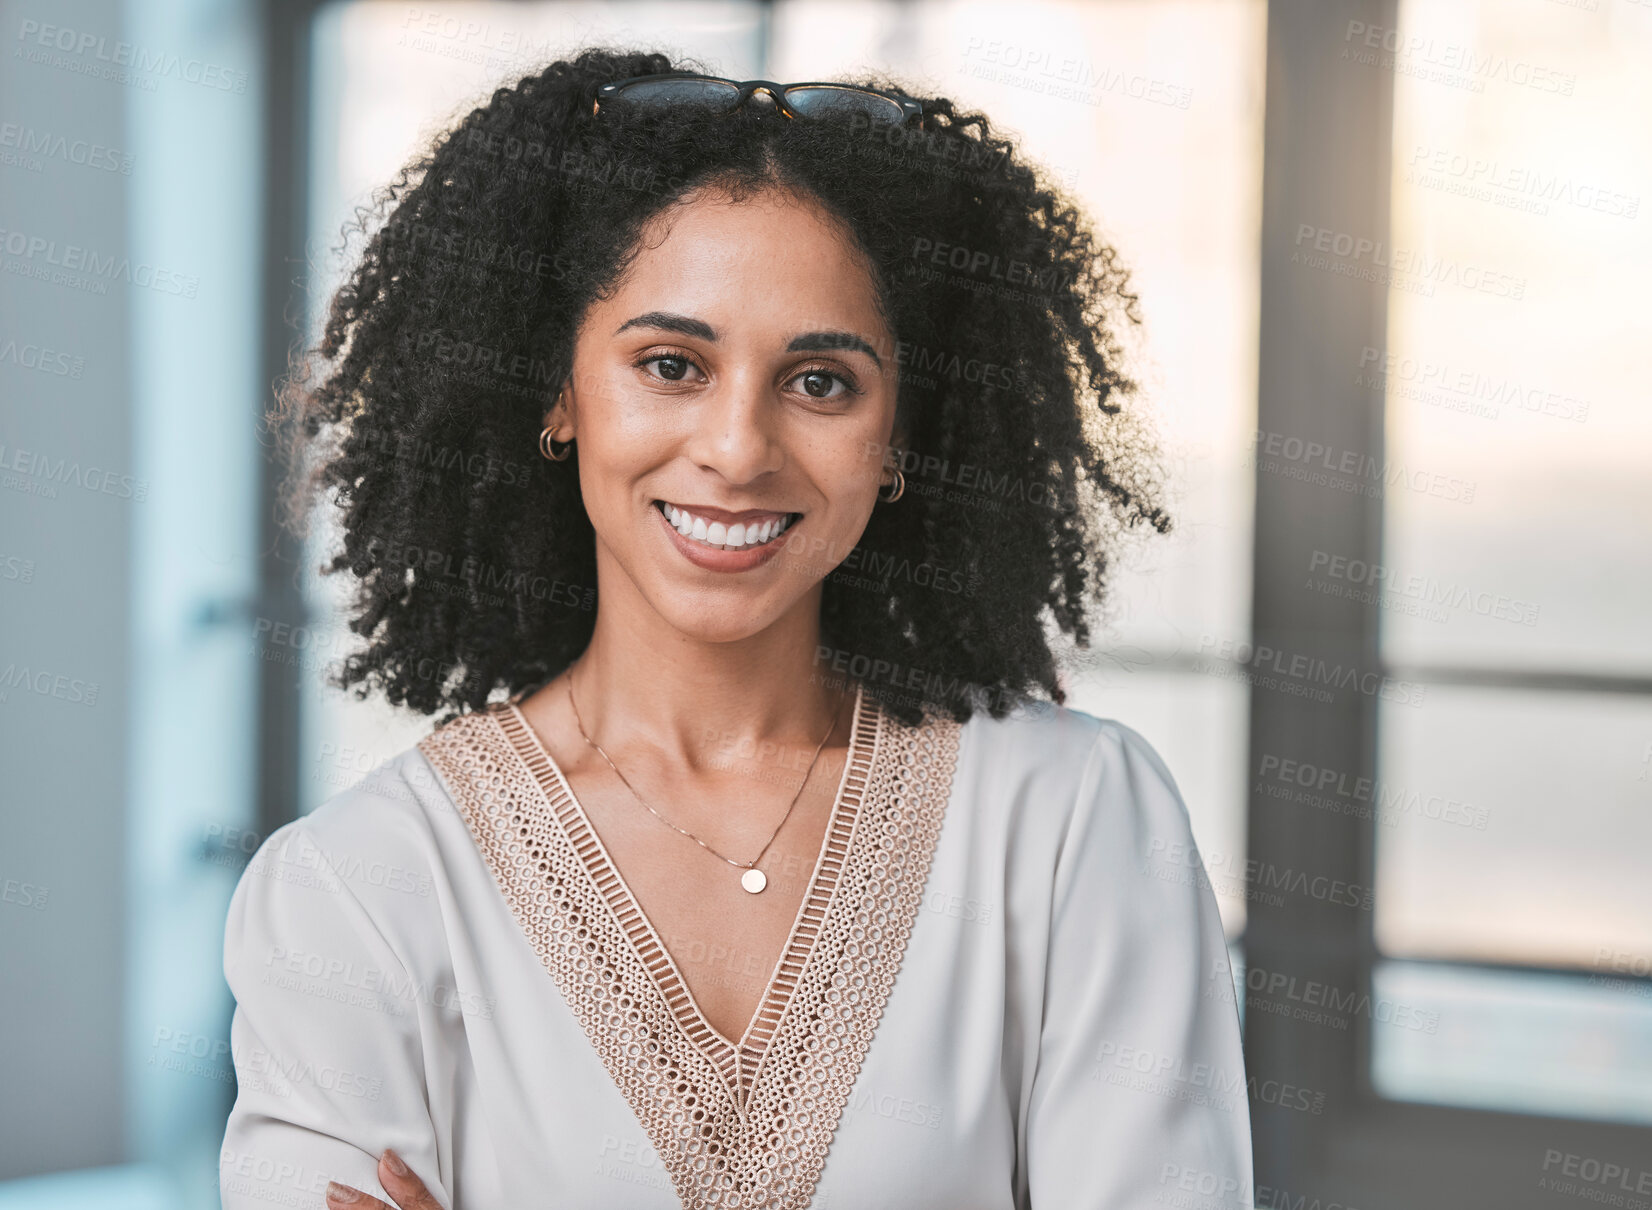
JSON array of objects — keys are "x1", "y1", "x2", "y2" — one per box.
[{"x1": 593, "y1": 73, "x2": 924, "y2": 126}]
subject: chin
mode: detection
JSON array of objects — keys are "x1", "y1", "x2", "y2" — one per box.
[{"x1": 659, "y1": 600, "x2": 792, "y2": 645}]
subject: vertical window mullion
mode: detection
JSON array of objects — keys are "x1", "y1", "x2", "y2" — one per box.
[{"x1": 1244, "y1": 0, "x2": 1396, "y2": 1190}]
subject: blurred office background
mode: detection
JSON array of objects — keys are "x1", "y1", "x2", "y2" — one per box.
[{"x1": 2, "y1": 0, "x2": 1648, "y2": 1205}]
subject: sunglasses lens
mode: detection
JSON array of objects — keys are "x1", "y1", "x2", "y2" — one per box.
[
  {"x1": 783, "y1": 86, "x2": 905, "y2": 123},
  {"x1": 614, "y1": 78, "x2": 742, "y2": 111}
]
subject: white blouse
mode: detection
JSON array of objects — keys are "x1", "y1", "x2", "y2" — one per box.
[{"x1": 219, "y1": 682, "x2": 1252, "y2": 1210}]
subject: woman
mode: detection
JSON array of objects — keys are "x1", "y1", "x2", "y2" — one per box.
[{"x1": 221, "y1": 48, "x2": 1250, "y2": 1210}]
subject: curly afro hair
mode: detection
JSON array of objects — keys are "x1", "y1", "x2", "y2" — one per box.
[{"x1": 274, "y1": 47, "x2": 1171, "y2": 728}]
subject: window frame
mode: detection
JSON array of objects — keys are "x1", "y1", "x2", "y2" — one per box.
[{"x1": 1244, "y1": 2, "x2": 1652, "y2": 1205}]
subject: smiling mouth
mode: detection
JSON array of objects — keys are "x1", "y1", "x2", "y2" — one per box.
[{"x1": 653, "y1": 500, "x2": 802, "y2": 551}]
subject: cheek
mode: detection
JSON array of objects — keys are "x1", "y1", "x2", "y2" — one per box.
[
  {"x1": 841, "y1": 422, "x2": 894, "y2": 492},
  {"x1": 576, "y1": 386, "x2": 674, "y2": 475}
]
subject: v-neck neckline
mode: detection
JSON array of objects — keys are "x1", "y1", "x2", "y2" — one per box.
[
  {"x1": 500, "y1": 681, "x2": 878, "y2": 1095},
  {"x1": 419, "y1": 684, "x2": 965, "y2": 1208}
]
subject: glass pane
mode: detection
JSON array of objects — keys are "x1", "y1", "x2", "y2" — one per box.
[
  {"x1": 1379, "y1": 0, "x2": 1652, "y2": 675},
  {"x1": 1371, "y1": 961, "x2": 1652, "y2": 1126},
  {"x1": 1369, "y1": 0, "x2": 1652, "y2": 1128},
  {"x1": 1374, "y1": 683, "x2": 1652, "y2": 970}
]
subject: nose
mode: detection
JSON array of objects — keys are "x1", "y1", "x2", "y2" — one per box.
[{"x1": 682, "y1": 373, "x2": 786, "y2": 485}]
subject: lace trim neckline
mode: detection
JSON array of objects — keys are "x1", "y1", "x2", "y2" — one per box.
[
  {"x1": 418, "y1": 684, "x2": 965, "y2": 1210},
  {"x1": 498, "y1": 681, "x2": 877, "y2": 1099}
]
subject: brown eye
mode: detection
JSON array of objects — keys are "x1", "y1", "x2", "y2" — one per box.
[
  {"x1": 788, "y1": 368, "x2": 856, "y2": 400},
  {"x1": 648, "y1": 355, "x2": 692, "y2": 381}
]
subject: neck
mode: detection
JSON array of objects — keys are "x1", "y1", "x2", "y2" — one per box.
[{"x1": 560, "y1": 586, "x2": 855, "y2": 771}]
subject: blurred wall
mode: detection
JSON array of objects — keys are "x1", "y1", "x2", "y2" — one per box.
[
  {"x1": 0, "y1": 0, "x2": 132, "y2": 1178},
  {"x1": 1, "y1": 1, "x2": 264, "y2": 1199}
]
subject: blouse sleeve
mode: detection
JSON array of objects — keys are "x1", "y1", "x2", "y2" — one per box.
[
  {"x1": 219, "y1": 818, "x2": 453, "y2": 1210},
  {"x1": 1023, "y1": 721, "x2": 1253, "y2": 1209}
]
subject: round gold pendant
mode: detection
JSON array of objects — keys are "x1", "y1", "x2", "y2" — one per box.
[{"x1": 740, "y1": 868, "x2": 767, "y2": 894}]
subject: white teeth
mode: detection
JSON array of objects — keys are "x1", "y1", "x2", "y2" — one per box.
[{"x1": 660, "y1": 502, "x2": 795, "y2": 550}]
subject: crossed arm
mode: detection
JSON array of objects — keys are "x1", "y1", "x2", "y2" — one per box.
[{"x1": 326, "y1": 1149, "x2": 444, "y2": 1210}]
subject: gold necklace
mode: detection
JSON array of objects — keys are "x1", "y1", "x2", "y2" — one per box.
[{"x1": 565, "y1": 674, "x2": 842, "y2": 894}]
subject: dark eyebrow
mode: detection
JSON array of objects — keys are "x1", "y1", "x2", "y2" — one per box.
[
  {"x1": 787, "y1": 330, "x2": 882, "y2": 369},
  {"x1": 613, "y1": 311, "x2": 718, "y2": 341},
  {"x1": 614, "y1": 313, "x2": 883, "y2": 370}
]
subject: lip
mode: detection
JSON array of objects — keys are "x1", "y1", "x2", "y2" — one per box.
[{"x1": 652, "y1": 500, "x2": 799, "y2": 573}]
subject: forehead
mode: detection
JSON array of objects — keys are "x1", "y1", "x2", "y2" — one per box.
[{"x1": 594, "y1": 186, "x2": 886, "y2": 336}]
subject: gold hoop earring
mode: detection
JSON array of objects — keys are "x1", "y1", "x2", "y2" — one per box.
[
  {"x1": 877, "y1": 467, "x2": 905, "y2": 503},
  {"x1": 540, "y1": 385, "x2": 574, "y2": 460},
  {"x1": 539, "y1": 427, "x2": 573, "y2": 461}
]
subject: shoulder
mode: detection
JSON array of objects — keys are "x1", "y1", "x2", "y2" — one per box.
[
  {"x1": 963, "y1": 697, "x2": 1161, "y2": 756},
  {"x1": 954, "y1": 698, "x2": 1181, "y2": 813},
  {"x1": 947, "y1": 699, "x2": 1193, "y2": 876},
  {"x1": 295, "y1": 741, "x2": 450, "y2": 882},
  {"x1": 229, "y1": 711, "x2": 494, "y2": 931},
  {"x1": 222, "y1": 713, "x2": 511, "y2": 1003}
]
